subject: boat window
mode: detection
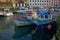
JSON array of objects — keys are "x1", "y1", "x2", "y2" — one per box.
[
  {"x1": 45, "y1": 15, "x2": 48, "y2": 18},
  {"x1": 41, "y1": 15, "x2": 44, "y2": 18},
  {"x1": 26, "y1": 12, "x2": 32, "y2": 16},
  {"x1": 15, "y1": 12, "x2": 23, "y2": 17},
  {"x1": 3, "y1": 9, "x2": 9, "y2": 13},
  {"x1": 38, "y1": 14, "x2": 41, "y2": 18},
  {"x1": 48, "y1": 15, "x2": 52, "y2": 18},
  {"x1": 18, "y1": 12, "x2": 27, "y2": 19}
]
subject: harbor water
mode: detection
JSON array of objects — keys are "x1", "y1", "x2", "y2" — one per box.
[{"x1": 0, "y1": 17, "x2": 33, "y2": 40}]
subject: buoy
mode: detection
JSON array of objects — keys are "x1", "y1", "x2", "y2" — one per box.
[{"x1": 47, "y1": 25, "x2": 52, "y2": 30}]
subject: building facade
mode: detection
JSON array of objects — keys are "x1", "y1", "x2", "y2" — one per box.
[
  {"x1": 0, "y1": 0, "x2": 11, "y2": 2},
  {"x1": 28, "y1": 0, "x2": 51, "y2": 8},
  {"x1": 12, "y1": 0, "x2": 28, "y2": 7},
  {"x1": 12, "y1": 0, "x2": 60, "y2": 7},
  {"x1": 28, "y1": 0, "x2": 60, "y2": 8},
  {"x1": 0, "y1": 0, "x2": 12, "y2": 7},
  {"x1": 51, "y1": 0, "x2": 60, "y2": 7}
]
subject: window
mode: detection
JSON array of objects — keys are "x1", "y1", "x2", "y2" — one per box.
[
  {"x1": 17, "y1": 12, "x2": 24, "y2": 17},
  {"x1": 49, "y1": 1, "x2": 50, "y2": 2},
  {"x1": 38, "y1": 14, "x2": 41, "y2": 18},
  {"x1": 30, "y1": 3, "x2": 31, "y2": 5},
  {"x1": 48, "y1": 15, "x2": 52, "y2": 18},
  {"x1": 38, "y1": 4, "x2": 39, "y2": 5},
  {"x1": 35, "y1": 3, "x2": 37, "y2": 5},
  {"x1": 47, "y1": 1, "x2": 48, "y2": 2},
  {"x1": 30, "y1": 0, "x2": 31, "y2": 2},
  {"x1": 45, "y1": 1, "x2": 46, "y2": 2},
  {"x1": 49, "y1": 4, "x2": 50, "y2": 5},
  {"x1": 27, "y1": 12, "x2": 32, "y2": 16},
  {"x1": 33, "y1": 3, "x2": 34, "y2": 5},
  {"x1": 32, "y1": 0, "x2": 34, "y2": 2},
  {"x1": 45, "y1": 15, "x2": 48, "y2": 18},
  {"x1": 41, "y1": 1, "x2": 46, "y2": 2},
  {"x1": 42, "y1": 1, "x2": 43, "y2": 2},
  {"x1": 16, "y1": 3, "x2": 17, "y2": 6},
  {"x1": 35, "y1": 0, "x2": 36, "y2": 2},
  {"x1": 40, "y1": 4, "x2": 41, "y2": 5},
  {"x1": 37, "y1": 0, "x2": 39, "y2": 2},
  {"x1": 40, "y1": 0, "x2": 41, "y2": 2},
  {"x1": 41, "y1": 15, "x2": 44, "y2": 18},
  {"x1": 47, "y1": 4, "x2": 48, "y2": 5}
]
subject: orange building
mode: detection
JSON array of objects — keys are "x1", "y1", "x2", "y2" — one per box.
[
  {"x1": 0, "y1": 0, "x2": 13, "y2": 7},
  {"x1": 12, "y1": 0, "x2": 29, "y2": 3},
  {"x1": 12, "y1": 0, "x2": 19, "y2": 2},
  {"x1": 24, "y1": 0, "x2": 29, "y2": 3},
  {"x1": 0, "y1": 0, "x2": 11, "y2": 2},
  {"x1": 12, "y1": 0, "x2": 29, "y2": 7}
]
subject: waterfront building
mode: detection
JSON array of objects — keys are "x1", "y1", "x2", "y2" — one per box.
[
  {"x1": 0, "y1": 0, "x2": 12, "y2": 7},
  {"x1": 12, "y1": 0, "x2": 29, "y2": 7},
  {"x1": 28, "y1": 0, "x2": 51, "y2": 8},
  {"x1": 12, "y1": 0, "x2": 60, "y2": 8},
  {"x1": 0, "y1": 0, "x2": 11, "y2": 2},
  {"x1": 51, "y1": 0, "x2": 60, "y2": 7},
  {"x1": 28, "y1": 0, "x2": 60, "y2": 8}
]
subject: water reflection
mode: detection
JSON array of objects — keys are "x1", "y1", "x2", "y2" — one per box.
[
  {"x1": 0, "y1": 17, "x2": 13, "y2": 30},
  {"x1": 13, "y1": 26, "x2": 32, "y2": 40},
  {"x1": 0, "y1": 17, "x2": 15, "y2": 40},
  {"x1": 0, "y1": 17, "x2": 32, "y2": 40},
  {"x1": 12, "y1": 13, "x2": 34, "y2": 40}
]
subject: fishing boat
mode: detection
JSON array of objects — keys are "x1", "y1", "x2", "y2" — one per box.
[
  {"x1": 3, "y1": 9, "x2": 13, "y2": 17},
  {"x1": 29, "y1": 7, "x2": 57, "y2": 40},
  {"x1": 25, "y1": 7, "x2": 56, "y2": 25},
  {"x1": 0, "y1": 12, "x2": 4, "y2": 17},
  {"x1": 31, "y1": 11, "x2": 56, "y2": 25},
  {"x1": 13, "y1": 10, "x2": 33, "y2": 27},
  {"x1": 13, "y1": 7, "x2": 58, "y2": 39}
]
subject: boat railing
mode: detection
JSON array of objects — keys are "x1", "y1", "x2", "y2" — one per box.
[{"x1": 37, "y1": 14, "x2": 53, "y2": 20}]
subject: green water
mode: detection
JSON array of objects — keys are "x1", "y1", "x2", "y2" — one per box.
[{"x1": 0, "y1": 17, "x2": 32, "y2": 40}]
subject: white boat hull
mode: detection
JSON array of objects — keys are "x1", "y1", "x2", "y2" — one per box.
[{"x1": 13, "y1": 20, "x2": 33, "y2": 26}]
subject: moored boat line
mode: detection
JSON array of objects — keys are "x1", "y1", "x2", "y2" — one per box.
[{"x1": 12, "y1": 7, "x2": 57, "y2": 26}]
